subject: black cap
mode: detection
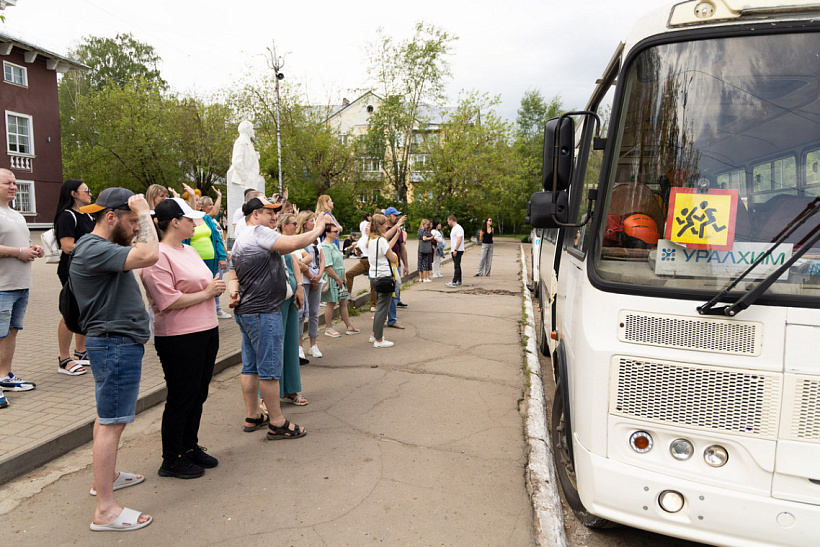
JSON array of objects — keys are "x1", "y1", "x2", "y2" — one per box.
[
  {"x1": 243, "y1": 197, "x2": 282, "y2": 216},
  {"x1": 80, "y1": 187, "x2": 134, "y2": 214}
]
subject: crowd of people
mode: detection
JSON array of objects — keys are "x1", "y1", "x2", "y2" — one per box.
[{"x1": 0, "y1": 166, "x2": 496, "y2": 532}]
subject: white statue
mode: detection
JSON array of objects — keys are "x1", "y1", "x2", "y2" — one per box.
[
  {"x1": 226, "y1": 120, "x2": 265, "y2": 191},
  {"x1": 226, "y1": 120, "x2": 265, "y2": 239}
]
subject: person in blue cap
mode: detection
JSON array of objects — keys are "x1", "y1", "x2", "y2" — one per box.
[{"x1": 383, "y1": 207, "x2": 408, "y2": 327}]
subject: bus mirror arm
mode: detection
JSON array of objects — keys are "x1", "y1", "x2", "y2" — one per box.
[{"x1": 698, "y1": 198, "x2": 820, "y2": 316}]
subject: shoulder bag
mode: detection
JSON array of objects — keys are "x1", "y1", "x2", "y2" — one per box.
[{"x1": 373, "y1": 237, "x2": 396, "y2": 294}]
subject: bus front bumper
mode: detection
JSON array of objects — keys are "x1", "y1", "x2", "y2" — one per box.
[{"x1": 574, "y1": 442, "x2": 820, "y2": 547}]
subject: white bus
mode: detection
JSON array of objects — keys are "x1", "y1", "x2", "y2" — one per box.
[{"x1": 528, "y1": 2, "x2": 820, "y2": 545}]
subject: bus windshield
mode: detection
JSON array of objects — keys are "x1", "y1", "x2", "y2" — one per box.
[{"x1": 593, "y1": 30, "x2": 820, "y2": 303}]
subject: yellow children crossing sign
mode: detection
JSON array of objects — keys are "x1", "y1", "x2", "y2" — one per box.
[{"x1": 664, "y1": 188, "x2": 738, "y2": 251}]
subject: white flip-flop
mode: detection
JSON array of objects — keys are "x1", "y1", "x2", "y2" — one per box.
[
  {"x1": 90, "y1": 507, "x2": 152, "y2": 532},
  {"x1": 89, "y1": 471, "x2": 144, "y2": 496}
]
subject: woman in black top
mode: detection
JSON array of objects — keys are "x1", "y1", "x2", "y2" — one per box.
[
  {"x1": 475, "y1": 217, "x2": 494, "y2": 277},
  {"x1": 54, "y1": 179, "x2": 95, "y2": 375}
]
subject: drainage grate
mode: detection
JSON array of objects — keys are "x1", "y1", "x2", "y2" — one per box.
[
  {"x1": 612, "y1": 357, "x2": 781, "y2": 439},
  {"x1": 619, "y1": 311, "x2": 762, "y2": 356}
]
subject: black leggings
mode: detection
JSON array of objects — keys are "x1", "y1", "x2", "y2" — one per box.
[{"x1": 154, "y1": 327, "x2": 219, "y2": 460}]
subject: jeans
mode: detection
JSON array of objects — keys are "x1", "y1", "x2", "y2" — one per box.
[
  {"x1": 452, "y1": 251, "x2": 464, "y2": 283},
  {"x1": 388, "y1": 282, "x2": 401, "y2": 325},
  {"x1": 154, "y1": 327, "x2": 218, "y2": 460},
  {"x1": 234, "y1": 312, "x2": 284, "y2": 380},
  {"x1": 86, "y1": 335, "x2": 144, "y2": 425},
  {"x1": 0, "y1": 289, "x2": 28, "y2": 338},
  {"x1": 371, "y1": 280, "x2": 392, "y2": 340},
  {"x1": 300, "y1": 283, "x2": 321, "y2": 339}
]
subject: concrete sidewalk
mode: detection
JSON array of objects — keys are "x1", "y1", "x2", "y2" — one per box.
[
  {"x1": 0, "y1": 237, "x2": 436, "y2": 483},
  {"x1": 1, "y1": 238, "x2": 542, "y2": 545}
]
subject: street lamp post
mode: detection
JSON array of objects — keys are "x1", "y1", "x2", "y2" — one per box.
[{"x1": 266, "y1": 41, "x2": 288, "y2": 197}]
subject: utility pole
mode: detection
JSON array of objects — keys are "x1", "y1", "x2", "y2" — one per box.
[{"x1": 265, "y1": 41, "x2": 288, "y2": 197}]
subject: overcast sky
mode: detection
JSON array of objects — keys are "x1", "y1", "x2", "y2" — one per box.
[{"x1": 2, "y1": 0, "x2": 667, "y2": 122}]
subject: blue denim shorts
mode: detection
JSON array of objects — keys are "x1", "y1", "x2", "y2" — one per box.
[
  {"x1": 86, "y1": 335, "x2": 144, "y2": 425},
  {"x1": 0, "y1": 289, "x2": 29, "y2": 338},
  {"x1": 234, "y1": 312, "x2": 283, "y2": 380}
]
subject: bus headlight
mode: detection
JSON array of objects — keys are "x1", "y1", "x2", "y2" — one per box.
[
  {"x1": 659, "y1": 490, "x2": 685, "y2": 513},
  {"x1": 669, "y1": 439, "x2": 694, "y2": 461},
  {"x1": 703, "y1": 445, "x2": 729, "y2": 467},
  {"x1": 629, "y1": 431, "x2": 653, "y2": 453}
]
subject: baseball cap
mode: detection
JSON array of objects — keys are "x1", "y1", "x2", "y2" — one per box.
[
  {"x1": 384, "y1": 206, "x2": 402, "y2": 216},
  {"x1": 80, "y1": 187, "x2": 134, "y2": 214},
  {"x1": 243, "y1": 196, "x2": 282, "y2": 216},
  {"x1": 153, "y1": 197, "x2": 205, "y2": 222}
]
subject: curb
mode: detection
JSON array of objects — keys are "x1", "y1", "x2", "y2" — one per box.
[{"x1": 520, "y1": 245, "x2": 568, "y2": 547}]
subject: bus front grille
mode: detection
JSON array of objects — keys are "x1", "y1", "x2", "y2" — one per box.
[
  {"x1": 618, "y1": 311, "x2": 762, "y2": 356},
  {"x1": 612, "y1": 357, "x2": 781, "y2": 439}
]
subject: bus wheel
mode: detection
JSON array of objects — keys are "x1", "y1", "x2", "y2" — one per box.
[{"x1": 551, "y1": 385, "x2": 618, "y2": 529}]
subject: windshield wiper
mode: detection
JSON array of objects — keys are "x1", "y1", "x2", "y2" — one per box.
[{"x1": 698, "y1": 197, "x2": 820, "y2": 317}]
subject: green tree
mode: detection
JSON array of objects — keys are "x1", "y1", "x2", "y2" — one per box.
[
  {"x1": 410, "y1": 92, "x2": 528, "y2": 235},
  {"x1": 363, "y1": 23, "x2": 457, "y2": 203},
  {"x1": 71, "y1": 33, "x2": 166, "y2": 90}
]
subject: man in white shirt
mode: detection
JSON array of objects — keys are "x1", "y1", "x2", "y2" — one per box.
[{"x1": 446, "y1": 215, "x2": 465, "y2": 287}]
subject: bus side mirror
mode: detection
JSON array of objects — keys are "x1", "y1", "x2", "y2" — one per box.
[
  {"x1": 526, "y1": 191, "x2": 569, "y2": 228},
  {"x1": 542, "y1": 116, "x2": 575, "y2": 191}
]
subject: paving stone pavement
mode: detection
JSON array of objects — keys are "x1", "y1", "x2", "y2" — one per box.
[{"x1": 0, "y1": 235, "x2": 471, "y2": 484}]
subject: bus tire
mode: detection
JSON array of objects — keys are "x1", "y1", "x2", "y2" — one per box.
[{"x1": 551, "y1": 384, "x2": 618, "y2": 530}]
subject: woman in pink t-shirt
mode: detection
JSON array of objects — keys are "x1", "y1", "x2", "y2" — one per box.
[{"x1": 139, "y1": 198, "x2": 226, "y2": 480}]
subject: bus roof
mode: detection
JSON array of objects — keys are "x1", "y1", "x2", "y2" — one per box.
[{"x1": 623, "y1": 0, "x2": 820, "y2": 59}]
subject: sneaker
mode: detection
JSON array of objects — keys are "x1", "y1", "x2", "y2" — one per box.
[
  {"x1": 396, "y1": 302, "x2": 408, "y2": 308},
  {"x1": 299, "y1": 357, "x2": 310, "y2": 366},
  {"x1": 216, "y1": 310, "x2": 232, "y2": 319},
  {"x1": 0, "y1": 373, "x2": 35, "y2": 392},
  {"x1": 185, "y1": 446, "x2": 218, "y2": 469},
  {"x1": 370, "y1": 306, "x2": 376, "y2": 312},
  {"x1": 423, "y1": 279, "x2": 432, "y2": 283},
  {"x1": 445, "y1": 281, "x2": 457, "y2": 287},
  {"x1": 309, "y1": 345, "x2": 323, "y2": 358},
  {"x1": 298, "y1": 346, "x2": 306, "y2": 359},
  {"x1": 374, "y1": 339, "x2": 394, "y2": 348},
  {"x1": 387, "y1": 323, "x2": 405, "y2": 329},
  {"x1": 158, "y1": 455, "x2": 204, "y2": 479},
  {"x1": 369, "y1": 336, "x2": 375, "y2": 343},
  {"x1": 0, "y1": 388, "x2": 7, "y2": 409}
]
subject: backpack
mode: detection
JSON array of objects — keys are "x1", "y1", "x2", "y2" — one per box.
[
  {"x1": 59, "y1": 250, "x2": 86, "y2": 335},
  {"x1": 43, "y1": 210, "x2": 78, "y2": 264}
]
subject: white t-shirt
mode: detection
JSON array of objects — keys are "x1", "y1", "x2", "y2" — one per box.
[
  {"x1": 356, "y1": 236, "x2": 369, "y2": 258},
  {"x1": 367, "y1": 237, "x2": 391, "y2": 277},
  {"x1": 450, "y1": 224, "x2": 465, "y2": 252},
  {"x1": 232, "y1": 208, "x2": 246, "y2": 237}
]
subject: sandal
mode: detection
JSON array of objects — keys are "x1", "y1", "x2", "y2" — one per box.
[
  {"x1": 281, "y1": 394, "x2": 309, "y2": 406},
  {"x1": 243, "y1": 412, "x2": 269, "y2": 432},
  {"x1": 324, "y1": 329, "x2": 341, "y2": 338},
  {"x1": 73, "y1": 351, "x2": 91, "y2": 366},
  {"x1": 58, "y1": 357, "x2": 86, "y2": 376},
  {"x1": 345, "y1": 327, "x2": 361, "y2": 335},
  {"x1": 266, "y1": 419, "x2": 306, "y2": 440}
]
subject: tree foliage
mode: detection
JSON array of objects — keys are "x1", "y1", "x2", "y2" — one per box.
[
  {"x1": 363, "y1": 23, "x2": 457, "y2": 203},
  {"x1": 59, "y1": 35, "x2": 233, "y2": 196}
]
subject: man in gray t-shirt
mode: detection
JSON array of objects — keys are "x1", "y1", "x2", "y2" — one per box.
[
  {"x1": 0, "y1": 168, "x2": 45, "y2": 402},
  {"x1": 228, "y1": 197, "x2": 327, "y2": 441},
  {"x1": 71, "y1": 187, "x2": 158, "y2": 531}
]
